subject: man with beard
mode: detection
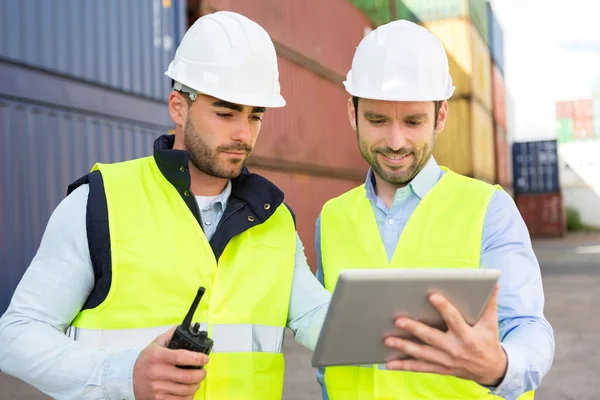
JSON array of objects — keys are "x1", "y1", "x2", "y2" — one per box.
[
  {"x1": 0, "y1": 11, "x2": 332, "y2": 400},
  {"x1": 314, "y1": 20, "x2": 554, "y2": 400}
]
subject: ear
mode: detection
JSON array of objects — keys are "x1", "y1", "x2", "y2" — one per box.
[
  {"x1": 347, "y1": 97, "x2": 357, "y2": 132},
  {"x1": 435, "y1": 101, "x2": 449, "y2": 133},
  {"x1": 168, "y1": 91, "x2": 189, "y2": 127}
]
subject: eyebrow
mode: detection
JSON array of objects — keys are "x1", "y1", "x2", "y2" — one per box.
[
  {"x1": 405, "y1": 113, "x2": 429, "y2": 120},
  {"x1": 363, "y1": 111, "x2": 389, "y2": 120},
  {"x1": 212, "y1": 100, "x2": 266, "y2": 114}
]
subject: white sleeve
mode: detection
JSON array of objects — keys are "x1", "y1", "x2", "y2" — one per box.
[{"x1": 0, "y1": 184, "x2": 140, "y2": 400}]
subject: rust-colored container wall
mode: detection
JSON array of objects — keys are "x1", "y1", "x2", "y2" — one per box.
[
  {"x1": 556, "y1": 99, "x2": 593, "y2": 120},
  {"x1": 515, "y1": 193, "x2": 566, "y2": 237},
  {"x1": 250, "y1": 167, "x2": 363, "y2": 271},
  {"x1": 251, "y1": 57, "x2": 369, "y2": 179},
  {"x1": 471, "y1": 99, "x2": 496, "y2": 182},
  {"x1": 572, "y1": 117, "x2": 595, "y2": 140},
  {"x1": 492, "y1": 64, "x2": 507, "y2": 129},
  {"x1": 495, "y1": 124, "x2": 510, "y2": 186},
  {"x1": 199, "y1": 0, "x2": 373, "y2": 79}
]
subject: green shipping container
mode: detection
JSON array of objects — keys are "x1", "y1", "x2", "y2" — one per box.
[
  {"x1": 350, "y1": 0, "x2": 487, "y2": 44},
  {"x1": 593, "y1": 96, "x2": 600, "y2": 118},
  {"x1": 557, "y1": 119, "x2": 574, "y2": 143}
]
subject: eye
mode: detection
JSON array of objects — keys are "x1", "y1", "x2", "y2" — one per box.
[
  {"x1": 216, "y1": 113, "x2": 233, "y2": 119},
  {"x1": 406, "y1": 120, "x2": 423, "y2": 127},
  {"x1": 368, "y1": 119, "x2": 386, "y2": 126},
  {"x1": 250, "y1": 115, "x2": 263, "y2": 122}
]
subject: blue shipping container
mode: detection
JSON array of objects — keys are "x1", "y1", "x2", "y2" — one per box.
[
  {"x1": 0, "y1": 97, "x2": 167, "y2": 316},
  {"x1": 512, "y1": 140, "x2": 560, "y2": 194},
  {"x1": 0, "y1": 0, "x2": 186, "y2": 101},
  {"x1": 486, "y1": 2, "x2": 504, "y2": 74}
]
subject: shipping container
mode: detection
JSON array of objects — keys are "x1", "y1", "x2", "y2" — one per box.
[
  {"x1": 350, "y1": 0, "x2": 421, "y2": 27},
  {"x1": 595, "y1": 117, "x2": 600, "y2": 140},
  {"x1": 491, "y1": 63, "x2": 507, "y2": 129},
  {"x1": 486, "y1": 2, "x2": 504, "y2": 74},
  {"x1": 573, "y1": 117, "x2": 595, "y2": 140},
  {"x1": 249, "y1": 57, "x2": 369, "y2": 179},
  {"x1": 392, "y1": 0, "x2": 488, "y2": 45},
  {"x1": 424, "y1": 18, "x2": 493, "y2": 112},
  {"x1": 495, "y1": 124, "x2": 510, "y2": 187},
  {"x1": 593, "y1": 76, "x2": 600, "y2": 97},
  {"x1": 0, "y1": 97, "x2": 163, "y2": 315},
  {"x1": 202, "y1": 0, "x2": 373, "y2": 81},
  {"x1": 556, "y1": 99, "x2": 593, "y2": 120},
  {"x1": 556, "y1": 101, "x2": 574, "y2": 120},
  {"x1": 434, "y1": 98, "x2": 495, "y2": 182},
  {"x1": 515, "y1": 193, "x2": 566, "y2": 237},
  {"x1": 556, "y1": 119, "x2": 574, "y2": 144},
  {"x1": 249, "y1": 167, "x2": 363, "y2": 271},
  {"x1": 0, "y1": 0, "x2": 185, "y2": 101},
  {"x1": 593, "y1": 96, "x2": 600, "y2": 118},
  {"x1": 512, "y1": 140, "x2": 560, "y2": 194}
]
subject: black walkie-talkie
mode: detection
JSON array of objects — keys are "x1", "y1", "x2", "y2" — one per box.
[{"x1": 167, "y1": 286, "x2": 214, "y2": 369}]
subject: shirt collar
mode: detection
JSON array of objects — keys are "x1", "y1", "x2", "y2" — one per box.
[{"x1": 364, "y1": 156, "x2": 442, "y2": 201}]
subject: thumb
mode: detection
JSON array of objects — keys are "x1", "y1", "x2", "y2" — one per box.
[
  {"x1": 154, "y1": 325, "x2": 178, "y2": 347},
  {"x1": 480, "y1": 284, "x2": 499, "y2": 327}
]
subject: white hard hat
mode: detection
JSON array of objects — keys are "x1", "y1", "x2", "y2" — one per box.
[
  {"x1": 344, "y1": 20, "x2": 455, "y2": 101},
  {"x1": 165, "y1": 11, "x2": 285, "y2": 108}
]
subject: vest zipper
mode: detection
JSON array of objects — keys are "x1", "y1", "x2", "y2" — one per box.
[{"x1": 192, "y1": 195, "x2": 205, "y2": 233}]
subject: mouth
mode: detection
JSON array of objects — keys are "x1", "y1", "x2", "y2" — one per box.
[
  {"x1": 221, "y1": 151, "x2": 247, "y2": 157},
  {"x1": 378, "y1": 152, "x2": 412, "y2": 167}
]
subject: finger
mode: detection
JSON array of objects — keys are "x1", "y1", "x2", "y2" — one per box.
[
  {"x1": 155, "y1": 326, "x2": 178, "y2": 347},
  {"x1": 151, "y1": 380, "x2": 202, "y2": 397},
  {"x1": 385, "y1": 359, "x2": 450, "y2": 375},
  {"x1": 384, "y1": 337, "x2": 455, "y2": 368},
  {"x1": 162, "y1": 348, "x2": 209, "y2": 367},
  {"x1": 394, "y1": 318, "x2": 450, "y2": 353},
  {"x1": 429, "y1": 293, "x2": 471, "y2": 339},
  {"x1": 163, "y1": 365, "x2": 207, "y2": 385},
  {"x1": 479, "y1": 284, "x2": 500, "y2": 326}
]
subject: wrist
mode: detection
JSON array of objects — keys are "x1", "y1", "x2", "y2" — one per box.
[{"x1": 478, "y1": 346, "x2": 508, "y2": 387}]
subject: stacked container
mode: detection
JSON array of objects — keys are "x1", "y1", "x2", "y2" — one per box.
[
  {"x1": 593, "y1": 77, "x2": 600, "y2": 139},
  {"x1": 0, "y1": 0, "x2": 373, "y2": 314},
  {"x1": 512, "y1": 140, "x2": 566, "y2": 237},
  {"x1": 556, "y1": 99, "x2": 595, "y2": 143}
]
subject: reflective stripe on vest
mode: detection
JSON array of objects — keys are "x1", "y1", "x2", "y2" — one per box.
[
  {"x1": 67, "y1": 324, "x2": 285, "y2": 353},
  {"x1": 320, "y1": 169, "x2": 534, "y2": 400}
]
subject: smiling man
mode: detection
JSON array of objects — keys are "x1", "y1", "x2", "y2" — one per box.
[{"x1": 314, "y1": 20, "x2": 554, "y2": 400}]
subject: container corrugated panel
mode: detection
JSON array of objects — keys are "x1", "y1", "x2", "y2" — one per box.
[
  {"x1": 0, "y1": 98, "x2": 161, "y2": 315},
  {"x1": 495, "y1": 124, "x2": 510, "y2": 186},
  {"x1": 249, "y1": 167, "x2": 362, "y2": 272},
  {"x1": 512, "y1": 140, "x2": 560, "y2": 194},
  {"x1": 486, "y1": 2, "x2": 504, "y2": 74},
  {"x1": 556, "y1": 119, "x2": 574, "y2": 143},
  {"x1": 515, "y1": 193, "x2": 565, "y2": 237},
  {"x1": 203, "y1": 0, "x2": 373, "y2": 80},
  {"x1": 556, "y1": 101, "x2": 575, "y2": 119},
  {"x1": 250, "y1": 57, "x2": 369, "y2": 178},
  {"x1": 423, "y1": 19, "x2": 492, "y2": 111},
  {"x1": 573, "y1": 117, "x2": 595, "y2": 140},
  {"x1": 434, "y1": 98, "x2": 473, "y2": 177},
  {"x1": 574, "y1": 99, "x2": 593, "y2": 120},
  {"x1": 471, "y1": 99, "x2": 495, "y2": 182},
  {"x1": 492, "y1": 64, "x2": 507, "y2": 129},
  {"x1": 0, "y1": 0, "x2": 185, "y2": 101}
]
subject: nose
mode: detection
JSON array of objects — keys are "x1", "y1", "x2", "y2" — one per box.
[
  {"x1": 231, "y1": 118, "x2": 252, "y2": 143},
  {"x1": 388, "y1": 121, "x2": 407, "y2": 151}
]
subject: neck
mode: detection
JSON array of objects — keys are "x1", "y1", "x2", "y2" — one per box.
[
  {"x1": 373, "y1": 174, "x2": 404, "y2": 210},
  {"x1": 189, "y1": 163, "x2": 229, "y2": 197}
]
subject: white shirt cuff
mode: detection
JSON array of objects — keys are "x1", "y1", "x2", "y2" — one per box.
[{"x1": 102, "y1": 349, "x2": 142, "y2": 400}]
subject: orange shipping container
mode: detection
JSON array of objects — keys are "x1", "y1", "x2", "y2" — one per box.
[
  {"x1": 249, "y1": 167, "x2": 362, "y2": 271},
  {"x1": 495, "y1": 123, "x2": 511, "y2": 187},
  {"x1": 423, "y1": 18, "x2": 493, "y2": 112},
  {"x1": 251, "y1": 57, "x2": 369, "y2": 179},
  {"x1": 573, "y1": 117, "x2": 595, "y2": 140},
  {"x1": 434, "y1": 98, "x2": 496, "y2": 182},
  {"x1": 492, "y1": 64, "x2": 507, "y2": 130},
  {"x1": 200, "y1": 0, "x2": 373, "y2": 80}
]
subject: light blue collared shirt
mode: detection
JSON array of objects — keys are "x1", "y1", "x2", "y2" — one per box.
[
  {"x1": 315, "y1": 157, "x2": 555, "y2": 400},
  {"x1": 0, "y1": 181, "x2": 330, "y2": 400}
]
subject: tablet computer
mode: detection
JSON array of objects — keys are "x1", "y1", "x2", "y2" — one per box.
[{"x1": 311, "y1": 268, "x2": 501, "y2": 368}]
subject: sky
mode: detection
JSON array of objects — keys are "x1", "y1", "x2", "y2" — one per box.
[{"x1": 489, "y1": 0, "x2": 600, "y2": 141}]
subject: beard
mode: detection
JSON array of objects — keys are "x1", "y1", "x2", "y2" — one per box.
[
  {"x1": 358, "y1": 129, "x2": 436, "y2": 186},
  {"x1": 183, "y1": 116, "x2": 253, "y2": 179}
]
